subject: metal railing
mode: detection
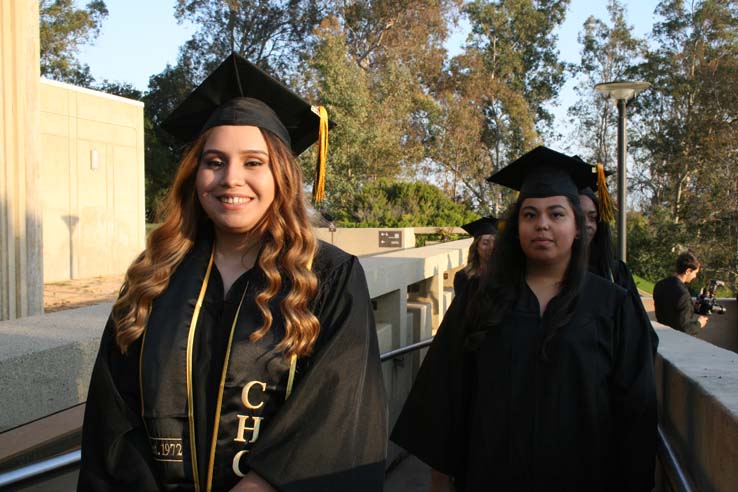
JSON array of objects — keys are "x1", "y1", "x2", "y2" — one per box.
[
  {"x1": 657, "y1": 424, "x2": 696, "y2": 492},
  {"x1": 0, "y1": 337, "x2": 697, "y2": 491}
]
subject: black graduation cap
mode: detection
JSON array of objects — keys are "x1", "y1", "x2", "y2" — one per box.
[
  {"x1": 461, "y1": 217, "x2": 499, "y2": 237},
  {"x1": 161, "y1": 52, "x2": 327, "y2": 156},
  {"x1": 486, "y1": 146, "x2": 597, "y2": 199},
  {"x1": 161, "y1": 52, "x2": 332, "y2": 203}
]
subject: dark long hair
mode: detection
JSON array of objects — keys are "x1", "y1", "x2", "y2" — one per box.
[
  {"x1": 467, "y1": 194, "x2": 589, "y2": 359},
  {"x1": 580, "y1": 189, "x2": 615, "y2": 282}
]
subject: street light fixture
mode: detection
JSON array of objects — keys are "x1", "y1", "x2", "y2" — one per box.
[{"x1": 594, "y1": 80, "x2": 650, "y2": 263}]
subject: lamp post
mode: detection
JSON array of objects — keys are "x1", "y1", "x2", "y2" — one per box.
[{"x1": 594, "y1": 80, "x2": 650, "y2": 263}]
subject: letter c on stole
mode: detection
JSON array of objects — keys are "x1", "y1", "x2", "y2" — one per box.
[
  {"x1": 232, "y1": 450, "x2": 248, "y2": 477},
  {"x1": 241, "y1": 380, "x2": 267, "y2": 410}
]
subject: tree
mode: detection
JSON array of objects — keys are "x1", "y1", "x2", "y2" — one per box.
[
  {"x1": 422, "y1": 0, "x2": 570, "y2": 214},
  {"x1": 334, "y1": 179, "x2": 478, "y2": 228},
  {"x1": 173, "y1": 0, "x2": 329, "y2": 78},
  {"x1": 303, "y1": 0, "x2": 461, "y2": 212},
  {"x1": 566, "y1": 0, "x2": 644, "y2": 166},
  {"x1": 39, "y1": 0, "x2": 108, "y2": 86},
  {"x1": 630, "y1": 0, "x2": 738, "y2": 292}
]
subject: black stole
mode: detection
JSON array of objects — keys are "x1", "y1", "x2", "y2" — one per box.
[{"x1": 139, "y1": 240, "x2": 296, "y2": 491}]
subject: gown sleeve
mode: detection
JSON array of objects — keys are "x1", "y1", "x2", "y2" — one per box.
[
  {"x1": 245, "y1": 256, "x2": 387, "y2": 492},
  {"x1": 453, "y1": 270, "x2": 468, "y2": 295},
  {"x1": 77, "y1": 317, "x2": 160, "y2": 492},
  {"x1": 610, "y1": 292, "x2": 658, "y2": 492},
  {"x1": 389, "y1": 289, "x2": 471, "y2": 478},
  {"x1": 614, "y1": 260, "x2": 659, "y2": 354}
]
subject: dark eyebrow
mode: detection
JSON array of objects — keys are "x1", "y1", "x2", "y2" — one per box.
[
  {"x1": 202, "y1": 149, "x2": 269, "y2": 156},
  {"x1": 200, "y1": 148, "x2": 269, "y2": 157}
]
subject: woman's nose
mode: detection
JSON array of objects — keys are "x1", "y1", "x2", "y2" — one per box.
[{"x1": 220, "y1": 162, "x2": 243, "y2": 186}]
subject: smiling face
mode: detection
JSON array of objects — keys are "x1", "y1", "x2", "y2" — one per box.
[
  {"x1": 195, "y1": 125, "x2": 275, "y2": 238},
  {"x1": 579, "y1": 194, "x2": 598, "y2": 247},
  {"x1": 518, "y1": 195, "x2": 579, "y2": 267}
]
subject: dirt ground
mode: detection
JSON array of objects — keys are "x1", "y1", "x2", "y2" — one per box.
[{"x1": 44, "y1": 275, "x2": 124, "y2": 312}]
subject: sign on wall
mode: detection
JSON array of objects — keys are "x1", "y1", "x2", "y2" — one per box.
[{"x1": 379, "y1": 230, "x2": 403, "y2": 248}]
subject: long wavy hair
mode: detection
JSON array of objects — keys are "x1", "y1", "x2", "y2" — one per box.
[
  {"x1": 464, "y1": 235, "x2": 494, "y2": 278},
  {"x1": 468, "y1": 195, "x2": 589, "y2": 359},
  {"x1": 112, "y1": 127, "x2": 319, "y2": 357},
  {"x1": 580, "y1": 189, "x2": 614, "y2": 282}
]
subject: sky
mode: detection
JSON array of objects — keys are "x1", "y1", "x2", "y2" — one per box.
[{"x1": 76, "y1": 0, "x2": 662, "y2": 151}]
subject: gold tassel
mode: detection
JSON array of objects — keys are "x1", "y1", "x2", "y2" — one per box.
[
  {"x1": 313, "y1": 106, "x2": 329, "y2": 205},
  {"x1": 497, "y1": 219, "x2": 507, "y2": 233},
  {"x1": 596, "y1": 163, "x2": 615, "y2": 223}
]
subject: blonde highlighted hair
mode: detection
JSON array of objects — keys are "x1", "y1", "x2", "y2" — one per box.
[
  {"x1": 464, "y1": 236, "x2": 484, "y2": 278},
  {"x1": 112, "y1": 128, "x2": 319, "y2": 357}
]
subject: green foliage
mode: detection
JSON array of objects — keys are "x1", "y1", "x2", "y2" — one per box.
[
  {"x1": 420, "y1": 0, "x2": 570, "y2": 214},
  {"x1": 332, "y1": 180, "x2": 479, "y2": 228},
  {"x1": 39, "y1": 0, "x2": 108, "y2": 86},
  {"x1": 632, "y1": 274, "x2": 654, "y2": 295},
  {"x1": 626, "y1": 210, "x2": 687, "y2": 283}
]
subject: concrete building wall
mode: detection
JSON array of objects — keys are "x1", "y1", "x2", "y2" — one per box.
[
  {"x1": 0, "y1": 0, "x2": 43, "y2": 320},
  {"x1": 39, "y1": 79, "x2": 145, "y2": 282}
]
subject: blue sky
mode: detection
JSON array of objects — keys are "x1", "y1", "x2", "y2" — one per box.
[{"x1": 77, "y1": 0, "x2": 661, "y2": 148}]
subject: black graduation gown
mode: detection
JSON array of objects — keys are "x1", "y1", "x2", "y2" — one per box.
[
  {"x1": 592, "y1": 259, "x2": 659, "y2": 354},
  {"x1": 391, "y1": 272, "x2": 656, "y2": 492},
  {"x1": 78, "y1": 240, "x2": 387, "y2": 492},
  {"x1": 454, "y1": 270, "x2": 469, "y2": 296}
]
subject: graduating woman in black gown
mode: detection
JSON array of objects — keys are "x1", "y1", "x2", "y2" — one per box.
[
  {"x1": 78, "y1": 53, "x2": 387, "y2": 492},
  {"x1": 453, "y1": 217, "x2": 499, "y2": 295},
  {"x1": 392, "y1": 146, "x2": 656, "y2": 492},
  {"x1": 579, "y1": 177, "x2": 659, "y2": 353}
]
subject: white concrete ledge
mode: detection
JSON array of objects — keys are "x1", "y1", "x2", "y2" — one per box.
[
  {"x1": 0, "y1": 304, "x2": 110, "y2": 430},
  {"x1": 360, "y1": 239, "x2": 470, "y2": 298},
  {"x1": 0, "y1": 241, "x2": 471, "y2": 431},
  {"x1": 655, "y1": 323, "x2": 738, "y2": 491}
]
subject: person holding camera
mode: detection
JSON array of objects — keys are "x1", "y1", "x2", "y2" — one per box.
[{"x1": 653, "y1": 251, "x2": 709, "y2": 335}]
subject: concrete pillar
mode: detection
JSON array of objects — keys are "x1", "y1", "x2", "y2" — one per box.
[
  {"x1": 0, "y1": 0, "x2": 43, "y2": 320},
  {"x1": 409, "y1": 273, "x2": 445, "y2": 332}
]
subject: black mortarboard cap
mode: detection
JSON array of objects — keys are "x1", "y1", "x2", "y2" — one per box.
[
  {"x1": 486, "y1": 146, "x2": 596, "y2": 200},
  {"x1": 161, "y1": 52, "x2": 326, "y2": 155},
  {"x1": 461, "y1": 217, "x2": 499, "y2": 237}
]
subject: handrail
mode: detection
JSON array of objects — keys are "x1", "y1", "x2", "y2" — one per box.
[
  {"x1": 380, "y1": 338, "x2": 433, "y2": 362},
  {"x1": 0, "y1": 449, "x2": 79, "y2": 488},
  {"x1": 0, "y1": 337, "x2": 698, "y2": 491},
  {"x1": 657, "y1": 424, "x2": 696, "y2": 492}
]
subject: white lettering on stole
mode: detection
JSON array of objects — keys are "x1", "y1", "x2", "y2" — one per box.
[
  {"x1": 234, "y1": 415, "x2": 263, "y2": 443},
  {"x1": 232, "y1": 450, "x2": 248, "y2": 477},
  {"x1": 241, "y1": 380, "x2": 267, "y2": 410}
]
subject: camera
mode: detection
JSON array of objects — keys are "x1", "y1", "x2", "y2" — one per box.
[{"x1": 694, "y1": 279, "x2": 727, "y2": 315}]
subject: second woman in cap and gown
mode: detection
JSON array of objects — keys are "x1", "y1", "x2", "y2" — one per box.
[
  {"x1": 78, "y1": 53, "x2": 387, "y2": 492},
  {"x1": 391, "y1": 146, "x2": 657, "y2": 492},
  {"x1": 579, "y1": 179, "x2": 659, "y2": 353},
  {"x1": 453, "y1": 217, "x2": 499, "y2": 296}
]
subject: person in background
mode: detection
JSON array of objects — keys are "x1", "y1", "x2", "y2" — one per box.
[
  {"x1": 579, "y1": 168, "x2": 659, "y2": 353},
  {"x1": 392, "y1": 146, "x2": 657, "y2": 492},
  {"x1": 453, "y1": 216, "x2": 499, "y2": 295},
  {"x1": 653, "y1": 251, "x2": 709, "y2": 335},
  {"x1": 78, "y1": 53, "x2": 387, "y2": 492}
]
